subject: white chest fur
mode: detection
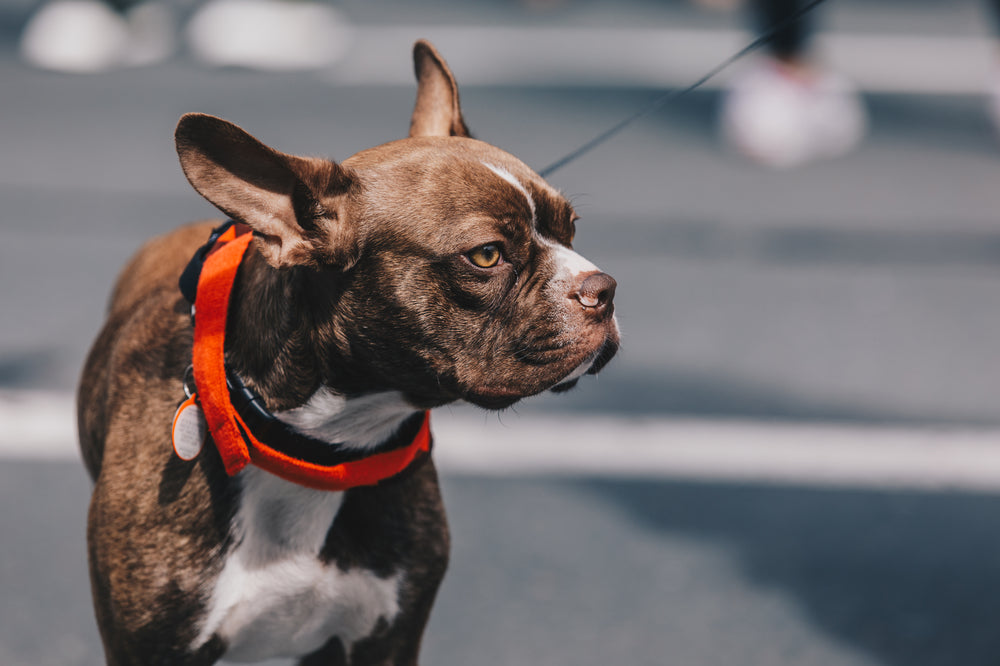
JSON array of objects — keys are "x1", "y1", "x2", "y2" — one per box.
[{"x1": 193, "y1": 468, "x2": 402, "y2": 662}]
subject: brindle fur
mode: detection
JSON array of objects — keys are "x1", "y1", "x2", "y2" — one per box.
[{"x1": 79, "y1": 40, "x2": 617, "y2": 665}]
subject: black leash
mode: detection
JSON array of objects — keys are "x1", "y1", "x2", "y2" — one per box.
[{"x1": 537, "y1": 0, "x2": 829, "y2": 178}]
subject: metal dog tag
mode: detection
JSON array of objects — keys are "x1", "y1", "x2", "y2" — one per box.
[{"x1": 172, "y1": 395, "x2": 206, "y2": 461}]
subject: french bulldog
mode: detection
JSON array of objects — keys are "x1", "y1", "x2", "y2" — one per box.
[{"x1": 78, "y1": 39, "x2": 619, "y2": 665}]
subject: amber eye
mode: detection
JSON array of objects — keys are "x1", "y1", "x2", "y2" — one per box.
[{"x1": 467, "y1": 244, "x2": 502, "y2": 268}]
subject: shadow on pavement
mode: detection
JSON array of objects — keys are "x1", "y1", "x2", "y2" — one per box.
[{"x1": 581, "y1": 477, "x2": 1000, "y2": 666}]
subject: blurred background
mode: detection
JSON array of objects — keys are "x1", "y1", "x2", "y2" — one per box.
[{"x1": 3, "y1": 0, "x2": 1000, "y2": 664}]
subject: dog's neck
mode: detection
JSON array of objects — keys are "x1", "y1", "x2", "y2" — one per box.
[
  {"x1": 274, "y1": 388, "x2": 418, "y2": 452},
  {"x1": 221, "y1": 245, "x2": 421, "y2": 451},
  {"x1": 224, "y1": 248, "x2": 321, "y2": 411}
]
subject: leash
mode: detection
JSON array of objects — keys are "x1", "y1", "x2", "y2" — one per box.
[{"x1": 537, "y1": 0, "x2": 829, "y2": 178}]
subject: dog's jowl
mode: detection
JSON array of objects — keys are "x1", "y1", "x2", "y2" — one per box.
[{"x1": 78, "y1": 40, "x2": 619, "y2": 665}]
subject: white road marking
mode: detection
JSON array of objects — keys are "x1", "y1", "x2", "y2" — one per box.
[
  {"x1": 0, "y1": 390, "x2": 78, "y2": 460},
  {"x1": 10, "y1": 391, "x2": 1000, "y2": 492},
  {"x1": 432, "y1": 410, "x2": 1000, "y2": 493},
  {"x1": 326, "y1": 26, "x2": 996, "y2": 95}
]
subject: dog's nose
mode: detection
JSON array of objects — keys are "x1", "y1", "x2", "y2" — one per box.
[{"x1": 575, "y1": 272, "x2": 617, "y2": 312}]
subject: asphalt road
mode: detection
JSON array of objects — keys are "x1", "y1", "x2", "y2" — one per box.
[
  {"x1": 5, "y1": 460, "x2": 1000, "y2": 666},
  {"x1": 3, "y1": 1, "x2": 1000, "y2": 664}
]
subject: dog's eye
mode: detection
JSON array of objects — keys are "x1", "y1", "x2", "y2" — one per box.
[{"x1": 467, "y1": 244, "x2": 503, "y2": 268}]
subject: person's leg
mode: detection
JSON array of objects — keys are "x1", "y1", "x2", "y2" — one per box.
[
  {"x1": 753, "y1": 0, "x2": 815, "y2": 62},
  {"x1": 104, "y1": 0, "x2": 138, "y2": 14},
  {"x1": 719, "y1": 0, "x2": 866, "y2": 167},
  {"x1": 985, "y1": 0, "x2": 1000, "y2": 34}
]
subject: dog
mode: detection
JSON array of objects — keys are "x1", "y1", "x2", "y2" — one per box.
[{"x1": 78, "y1": 40, "x2": 619, "y2": 665}]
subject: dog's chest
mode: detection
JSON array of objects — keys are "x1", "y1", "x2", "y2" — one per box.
[{"x1": 194, "y1": 468, "x2": 402, "y2": 662}]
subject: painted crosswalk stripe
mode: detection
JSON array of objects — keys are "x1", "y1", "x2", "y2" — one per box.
[{"x1": 5, "y1": 391, "x2": 1000, "y2": 492}]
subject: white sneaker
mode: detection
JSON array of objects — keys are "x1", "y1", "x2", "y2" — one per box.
[
  {"x1": 19, "y1": 0, "x2": 174, "y2": 73},
  {"x1": 186, "y1": 0, "x2": 352, "y2": 71},
  {"x1": 720, "y1": 58, "x2": 867, "y2": 168}
]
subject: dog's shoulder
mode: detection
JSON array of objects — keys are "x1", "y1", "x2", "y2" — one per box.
[{"x1": 109, "y1": 221, "x2": 218, "y2": 317}]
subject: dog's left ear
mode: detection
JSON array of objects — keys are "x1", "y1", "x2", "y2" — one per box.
[
  {"x1": 409, "y1": 39, "x2": 470, "y2": 138},
  {"x1": 175, "y1": 113, "x2": 359, "y2": 270}
]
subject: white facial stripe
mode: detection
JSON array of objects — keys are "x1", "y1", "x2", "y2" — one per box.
[
  {"x1": 551, "y1": 242, "x2": 599, "y2": 275},
  {"x1": 538, "y1": 235, "x2": 600, "y2": 286},
  {"x1": 481, "y1": 163, "x2": 594, "y2": 283},
  {"x1": 483, "y1": 162, "x2": 536, "y2": 226}
]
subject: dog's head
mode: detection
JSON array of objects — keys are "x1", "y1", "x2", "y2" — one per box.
[{"x1": 175, "y1": 40, "x2": 619, "y2": 411}]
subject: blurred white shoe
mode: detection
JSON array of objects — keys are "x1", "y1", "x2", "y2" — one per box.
[
  {"x1": 19, "y1": 0, "x2": 174, "y2": 73},
  {"x1": 186, "y1": 0, "x2": 353, "y2": 71},
  {"x1": 720, "y1": 58, "x2": 867, "y2": 168}
]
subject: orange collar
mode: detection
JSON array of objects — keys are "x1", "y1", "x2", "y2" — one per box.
[{"x1": 186, "y1": 223, "x2": 432, "y2": 491}]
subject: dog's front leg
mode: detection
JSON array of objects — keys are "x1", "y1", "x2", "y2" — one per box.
[{"x1": 298, "y1": 476, "x2": 449, "y2": 666}]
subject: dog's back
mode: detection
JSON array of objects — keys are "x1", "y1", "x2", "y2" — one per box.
[{"x1": 77, "y1": 222, "x2": 214, "y2": 479}]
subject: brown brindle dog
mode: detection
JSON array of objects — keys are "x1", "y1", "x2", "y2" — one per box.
[{"x1": 78, "y1": 40, "x2": 619, "y2": 665}]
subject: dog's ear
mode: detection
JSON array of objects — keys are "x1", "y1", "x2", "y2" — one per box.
[
  {"x1": 409, "y1": 39, "x2": 470, "y2": 138},
  {"x1": 175, "y1": 113, "x2": 358, "y2": 269}
]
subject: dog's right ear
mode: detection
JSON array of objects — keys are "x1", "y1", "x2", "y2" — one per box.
[
  {"x1": 409, "y1": 40, "x2": 470, "y2": 138},
  {"x1": 175, "y1": 113, "x2": 358, "y2": 269}
]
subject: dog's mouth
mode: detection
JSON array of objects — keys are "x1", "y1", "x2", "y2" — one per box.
[
  {"x1": 549, "y1": 379, "x2": 579, "y2": 394},
  {"x1": 587, "y1": 338, "x2": 620, "y2": 375},
  {"x1": 459, "y1": 335, "x2": 620, "y2": 409},
  {"x1": 550, "y1": 337, "x2": 620, "y2": 394}
]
